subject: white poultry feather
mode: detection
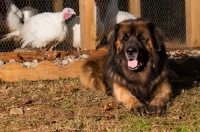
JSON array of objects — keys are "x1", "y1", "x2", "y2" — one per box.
[
  {"x1": 103, "y1": 0, "x2": 137, "y2": 36},
  {"x1": 67, "y1": 16, "x2": 80, "y2": 48},
  {"x1": 1, "y1": 8, "x2": 76, "y2": 49},
  {"x1": 6, "y1": 3, "x2": 23, "y2": 32},
  {"x1": 66, "y1": 1, "x2": 105, "y2": 49}
]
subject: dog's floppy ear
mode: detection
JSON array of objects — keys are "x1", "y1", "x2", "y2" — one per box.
[
  {"x1": 147, "y1": 22, "x2": 165, "y2": 51},
  {"x1": 107, "y1": 24, "x2": 120, "y2": 55}
]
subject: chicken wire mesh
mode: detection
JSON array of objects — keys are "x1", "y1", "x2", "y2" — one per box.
[
  {"x1": 140, "y1": 0, "x2": 186, "y2": 45},
  {"x1": 0, "y1": 0, "x2": 79, "y2": 52},
  {"x1": 0, "y1": 0, "x2": 186, "y2": 52},
  {"x1": 99, "y1": 0, "x2": 186, "y2": 47}
]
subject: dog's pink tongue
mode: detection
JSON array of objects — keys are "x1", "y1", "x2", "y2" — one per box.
[{"x1": 128, "y1": 60, "x2": 138, "y2": 68}]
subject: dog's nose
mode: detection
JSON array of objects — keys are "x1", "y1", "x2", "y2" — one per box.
[{"x1": 126, "y1": 47, "x2": 137, "y2": 55}]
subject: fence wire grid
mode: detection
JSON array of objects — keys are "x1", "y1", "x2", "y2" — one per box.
[{"x1": 0, "y1": 0, "x2": 186, "y2": 52}]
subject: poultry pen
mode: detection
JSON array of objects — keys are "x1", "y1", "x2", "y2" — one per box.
[{"x1": 0, "y1": 0, "x2": 200, "y2": 82}]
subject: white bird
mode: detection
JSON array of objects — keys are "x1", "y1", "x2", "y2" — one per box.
[
  {"x1": 6, "y1": 3, "x2": 24, "y2": 32},
  {"x1": 66, "y1": 1, "x2": 105, "y2": 49},
  {"x1": 1, "y1": 7, "x2": 76, "y2": 49},
  {"x1": 66, "y1": 16, "x2": 80, "y2": 48},
  {"x1": 103, "y1": 0, "x2": 137, "y2": 36}
]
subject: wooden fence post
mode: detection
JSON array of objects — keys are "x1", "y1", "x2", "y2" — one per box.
[
  {"x1": 185, "y1": 0, "x2": 200, "y2": 47},
  {"x1": 128, "y1": 0, "x2": 141, "y2": 17},
  {"x1": 79, "y1": 0, "x2": 96, "y2": 50}
]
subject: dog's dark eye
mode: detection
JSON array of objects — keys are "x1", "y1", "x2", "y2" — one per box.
[
  {"x1": 136, "y1": 34, "x2": 146, "y2": 42},
  {"x1": 121, "y1": 34, "x2": 129, "y2": 42}
]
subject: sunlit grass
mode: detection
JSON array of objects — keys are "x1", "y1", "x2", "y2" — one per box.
[{"x1": 0, "y1": 78, "x2": 199, "y2": 131}]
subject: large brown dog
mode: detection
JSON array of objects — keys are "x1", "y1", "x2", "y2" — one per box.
[{"x1": 80, "y1": 19, "x2": 172, "y2": 116}]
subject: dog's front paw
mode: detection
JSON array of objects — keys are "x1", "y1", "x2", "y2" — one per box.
[
  {"x1": 148, "y1": 103, "x2": 166, "y2": 116},
  {"x1": 130, "y1": 102, "x2": 148, "y2": 116}
]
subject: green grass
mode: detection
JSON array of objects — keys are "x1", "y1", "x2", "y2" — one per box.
[{"x1": 0, "y1": 78, "x2": 199, "y2": 131}]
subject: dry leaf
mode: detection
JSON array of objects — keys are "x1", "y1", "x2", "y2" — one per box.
[
  {"x1": 17, "y1": 99, "x2": 33, "y2": 106},
  {"x1": 0, "y1": 113, "x2": 6, "y2": 118},
  {"x1": 36, "y1": 48, "x2": 59, "y2": 61},
  {"x1": 37, "y1": 84, "x2": 45, "y2": 88},
  {"x1": 35, "y1": 55, "x2": 45, "y2": 61},
  {"x1": 102, "y1": 102, "x2": 117, "y2": 112},
  {"x1": 67, "y1": 85, "x2": 73, "y2": 92},
  {"x1": 10, "y1": 108, "x2": 24, "y2": 115},
  {"x1": 46, "y1": 50, "x2": 59, "y2": 61},
  {"x1": 0, "y1": 85, "x2": 9, "y2": 94},
  {"x1": 17, "y1": 53, "x2": 24, "y2": 62},
  {"x1": 64, "y1": 48, "x2": 80, "y2": 58},
  {"x1": 104, "y1": 113, "x2": 115, "y2": 119},
  {"x1": 52, "y1": 97, "x2": 63, "y2": 101},
  {"x1": 65, "y1": 126, "x2": 81, "y2": 131}
]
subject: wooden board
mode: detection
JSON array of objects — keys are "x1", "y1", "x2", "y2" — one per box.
[
  {"x1": 0, "y1": 50, "x2": 87, "y2": 82},
  {"x1": 1, "y1": 55, "x2": 200, "y2": 82},
  {"x1": 0, "y1": 47, "x2": 200, "y2": 82},
  {"x1": 185, "y1": 0, "x2": 200, "y2": 47},
  {"x1": 0, "y1": 60, "x2": 85, "y2": 82},
  {"x1": 79, "y1": 0, "x2": 96, "y2": 50},
  {"x1": 128, "y1": 0, "x2": 141, "y2": 17}
]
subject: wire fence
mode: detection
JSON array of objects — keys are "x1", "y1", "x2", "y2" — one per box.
[
  {"x1": 0, "y1": 0, "x2": 186, "y2": 52},
  {"x1": 140, "y1": 0, "x2": 186, "y2": 44}
]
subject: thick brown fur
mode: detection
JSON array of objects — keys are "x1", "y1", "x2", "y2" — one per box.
[{"x1": 80, "y1": 19, "x2": 172, "y2": 116}]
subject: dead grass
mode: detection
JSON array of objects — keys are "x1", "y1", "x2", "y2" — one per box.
[{"x1": 0, "y1": 76, "x2": 200, "y2": 132}]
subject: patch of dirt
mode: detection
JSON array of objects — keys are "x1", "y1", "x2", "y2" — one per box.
[
  {"x1": 0, "y1": 78, "x2": 127, "y2": 131},
  {"x1": 0, "y1": 76, "x2": 200, "y2": 131}
]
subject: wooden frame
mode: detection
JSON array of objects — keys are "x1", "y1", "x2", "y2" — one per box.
[
  {"x1": 0, "y1": 0, "x2": 200, "y2": 82},
  {"x1": 79, "y1": 0, "x2": 96, "y2": 50},
  {"x1": 129, "y1": 0, "x2": 200, "y2": 48},
  {"x1": 128, "y1": 0, "x2": 141, "y2": 18},
  {"x1": 0, "y1": 60, "x2": 85, "y2": 82},
  {"x1": 185, "y1": 0, "x2": 200, "y2": 47},
  {"x1": 0, "y1": 51, "x2": 88, "y2": 82},
  {"x1": 54, "y1": 0, "x2": 200, "y2": 49}
]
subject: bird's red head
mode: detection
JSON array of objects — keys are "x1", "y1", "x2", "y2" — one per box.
[{"x1": 62, "y1": 8, "x2": 76, "y2": 19}]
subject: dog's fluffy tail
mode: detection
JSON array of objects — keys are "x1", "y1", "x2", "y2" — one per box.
[{"x1": 80, "y1": 46, "x2": 109, "y2": 92}]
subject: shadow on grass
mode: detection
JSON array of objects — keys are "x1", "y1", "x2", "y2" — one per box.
[{"x1": 169, "y1": 58, "x2": 200, "y2": 98}]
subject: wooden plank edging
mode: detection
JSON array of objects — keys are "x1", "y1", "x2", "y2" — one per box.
[{"x1": 0, "y1": 60, "x2": 85, "y2": 82}]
